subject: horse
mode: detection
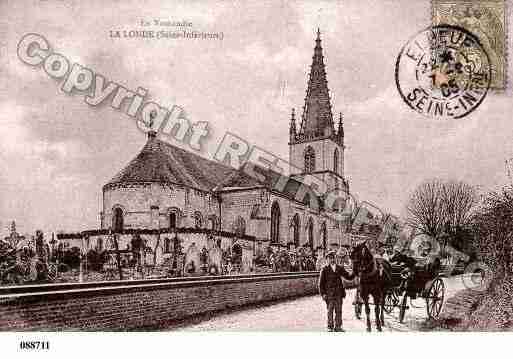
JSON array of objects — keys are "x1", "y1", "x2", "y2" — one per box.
[{"x1": 350, "y1": 241, "x2": 392, "y2": 332}]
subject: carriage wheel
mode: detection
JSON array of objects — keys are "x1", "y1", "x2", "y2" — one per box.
[
  {"x1": 398, "y1": 293, "x2": 408, "y2": 323},
  {"x1": 383, "y1": 290, "x2": 397, "y2": 314},
  {"x1": 354, "y1": 288, "x2": 363, "y2": 319},
  {"x1": 426, "y1": 277, "x2": 445, "y2": 319}
]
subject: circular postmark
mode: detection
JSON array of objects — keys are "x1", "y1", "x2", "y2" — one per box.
[{"x1": 395, "y1": 25, "x2": 491, "y2": 119}]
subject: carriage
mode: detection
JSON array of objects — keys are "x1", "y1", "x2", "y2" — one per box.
[{"x1": 353, "y1": 257, "x2": 446, "y2": 323}]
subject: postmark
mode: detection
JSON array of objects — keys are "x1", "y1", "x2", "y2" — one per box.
[
  {"x1": 432, "y1": 0, "x2": 506, "y2": 90},
  {"x1": 395, "y1": 25, "x2": 491, "y2": 119}
]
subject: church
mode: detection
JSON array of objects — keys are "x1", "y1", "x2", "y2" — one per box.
[{"x1": 61, "y1": 30, "x2": 356, "y2": 274}]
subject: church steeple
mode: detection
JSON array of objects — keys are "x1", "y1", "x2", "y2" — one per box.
[
  {"x1": 298, "y1": 28, "x2": 334, "y2": 140},
  {"x1": 288, "y1": 29, "x2": 347, "y2": 192}
]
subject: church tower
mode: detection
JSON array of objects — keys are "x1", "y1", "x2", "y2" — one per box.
[{"x1": 289, "y1": 29, "x2": 347, "y2": 193}]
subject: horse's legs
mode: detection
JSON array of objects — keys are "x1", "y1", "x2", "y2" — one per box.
[
  {"x1": 363, "y1": 293, "x2": 371, "y2": 332},
  {"x1": 380, "y1": 291, "x2": 385, "y2": 327},
  {"x1": 372, "y1": 292, "x2": 382, "y2": 332}
]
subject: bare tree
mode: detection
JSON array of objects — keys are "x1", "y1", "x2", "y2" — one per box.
[
  {"x1": 441, "y1": 180, "x2": 478, "y2": 232},
  {"x1": 406, "y1": 179, "x2": 445, "y2": 237},
  {"x1": 406, "y1": 179, "x2": 478, "y2": 238}
]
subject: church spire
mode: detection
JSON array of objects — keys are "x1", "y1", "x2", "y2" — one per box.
[{"x1": 299, "y1": 29, "x2": 334, "y2": 139}]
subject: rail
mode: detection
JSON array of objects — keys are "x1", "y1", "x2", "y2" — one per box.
[{"x1": 0, "y1": 271, "x2": 319, "y2": 298}]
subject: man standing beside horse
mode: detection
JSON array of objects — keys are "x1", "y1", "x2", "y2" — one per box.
[{"x1": 318, "y1": 250, "x2": 355, "y2": 332}]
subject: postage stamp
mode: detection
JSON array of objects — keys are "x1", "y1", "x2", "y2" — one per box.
[
  {"x1": 432, "y1": 0, "x2": 506, "y2": 89},
  {"x1": 395, "y1": 25, "x2": 491, "y2": 119}
]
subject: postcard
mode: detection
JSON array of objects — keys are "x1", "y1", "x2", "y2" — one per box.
[{"x1": 0, "y1": 1, "x2": 512, "y2": 356}]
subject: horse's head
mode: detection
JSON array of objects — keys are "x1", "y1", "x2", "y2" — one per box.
[{"x1": 350, "y1": 241, "x2": 373, "y2": 276}]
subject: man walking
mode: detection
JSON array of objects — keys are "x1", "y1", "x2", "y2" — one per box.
[{"x1": 318, "y1": 250, "x2": 355, "y2": 332}]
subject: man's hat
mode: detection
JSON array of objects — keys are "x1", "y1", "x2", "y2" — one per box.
[{"x1": 337, "y1": 248, "x2": 349, "y2": 258}]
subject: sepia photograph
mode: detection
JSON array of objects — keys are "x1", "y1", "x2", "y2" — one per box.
[{"x1": 0, "y1": 0, "x2": 512, "y2": 356}]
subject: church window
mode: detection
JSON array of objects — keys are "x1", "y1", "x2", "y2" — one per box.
[
  {"x1": 169, "y1": 212, "x2": 177, "y2": 229},
  {"x1": 307, "y1": 218, "x2": 314, "y2": 250},
  {"x1": 112, "y1": 207, "x2": 124, "y2": 232},
  {"x1": 270, "y1": 201, "x2": 281, "y2": 243},
  {"x1": 334, "y1": 148, "x2": 339, "y2": 173},
  {"x1": 291, "y1": 214, "x2": 300, "y2": 246},
  {"x1": 194, "y1": 212, "x2": 203, "y2": 229},
  {"x1": 304, "y1": 146, "x2": 316, "y2": 173},
  {"x1": 321, "y1": 222, "x2": 327, "y2": 250},
  {"x1": 234, "y1": 216, "x2": 246, "y2": 236},
  {"x1": 164, "y1": 238, "x2": 171, "y2": 253},
  {"x1": 208, "y1": 215, "x2": 218, "y2": 231}
]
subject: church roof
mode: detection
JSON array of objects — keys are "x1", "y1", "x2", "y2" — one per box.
[
  {"x1": 299, "y1": 29, "x2": 335, "y2": 138},
  {"x1": 216, "y1": 163, "x2": 320, "y2": 208},
  {"x1": 104, "y1": 133, "x2": 237, "y2": 191},
  {"x1": 105, "y1": 133, "x2": 324, "y2": 210}
]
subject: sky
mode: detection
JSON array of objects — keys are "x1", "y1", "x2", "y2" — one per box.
[{"x1": 1, "y1": 0, "x2": 513, "y2": 236}]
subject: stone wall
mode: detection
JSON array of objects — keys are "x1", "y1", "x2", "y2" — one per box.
[
  {"x1": 289, "y1": 137, "x2": 344, "y2": 179},
  {"x1": 219, "y1": 187, "x2": 350, "y2": 252},
  {"x1": 0, "y1": 272, "x2": 318, "y2": 331},
  {"x1": 102, "y1": 182, "x2": 219, "y2": 230},
  {"x1": 101, "y1": 174, "x2": 349, "y2": 256},
  {"x1": 220, "y1": 188, "x2": 263, "y2": 237}
]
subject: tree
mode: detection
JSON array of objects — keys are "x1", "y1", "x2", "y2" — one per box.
[
  {"x1": 441, "y1": 180, "x2": 479, "y2": 234},
  {"x1": 406, "y1": 179, "x2": 478, "y2": 239}
]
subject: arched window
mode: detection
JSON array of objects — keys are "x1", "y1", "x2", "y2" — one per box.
[
  {"x1": 304, "y1": 146, "x2": 316, "y2": 173},
  {"x1": 164, "y1": 238, "x2": 171, "y2": 253},
  {"x1": 334, "y1": 148, "x2": 339, "y2": 174},
  {"x1": 234, "y1": 216, "x2": 246, "y2": 236},
  {"x1": 208, "y1": 215, "x2": 218, "y2": 231},
  {"x1": 194, "y1": 212, "x2": 203, "y2": 229},
  {"x1": 307, "y1": 218, "x2": 314, "y2": 250},
  {"x1": 291, "y1": 214, "x2": 300, "y2": 246},
  {"x1": 169, "y1": 212, "x2": 177, "y2": 229},
  {"x1": 112, "y1": 207, "x2": 124, "y2": 232},
  {"x1": 232, "y1": 244, "x2": 242, "y2": 265},
  {"x1": 321, "y1": 222, "x2": 327, "y2": 250},
  {"x1": 270, "y1": 201, "x2": 281, "y2": 243}
]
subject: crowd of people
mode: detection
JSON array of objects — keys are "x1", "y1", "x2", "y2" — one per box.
[{"x1": 255, "y1": 247, "x2": 318, "y2": 273}]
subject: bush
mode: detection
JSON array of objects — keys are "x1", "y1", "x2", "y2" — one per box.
[
  {"x1": 61, "y1": 247, "x2": 81, "y2": 269},
  {"x1": 472, "y1": 187, "x2": 513, "y2": 278},
  {"x1": 86, "y1": 249, "x2": 109, "y2": 272},
  {"x1": 462, "y1": 187, "x2": 513, "y2": 330}
]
